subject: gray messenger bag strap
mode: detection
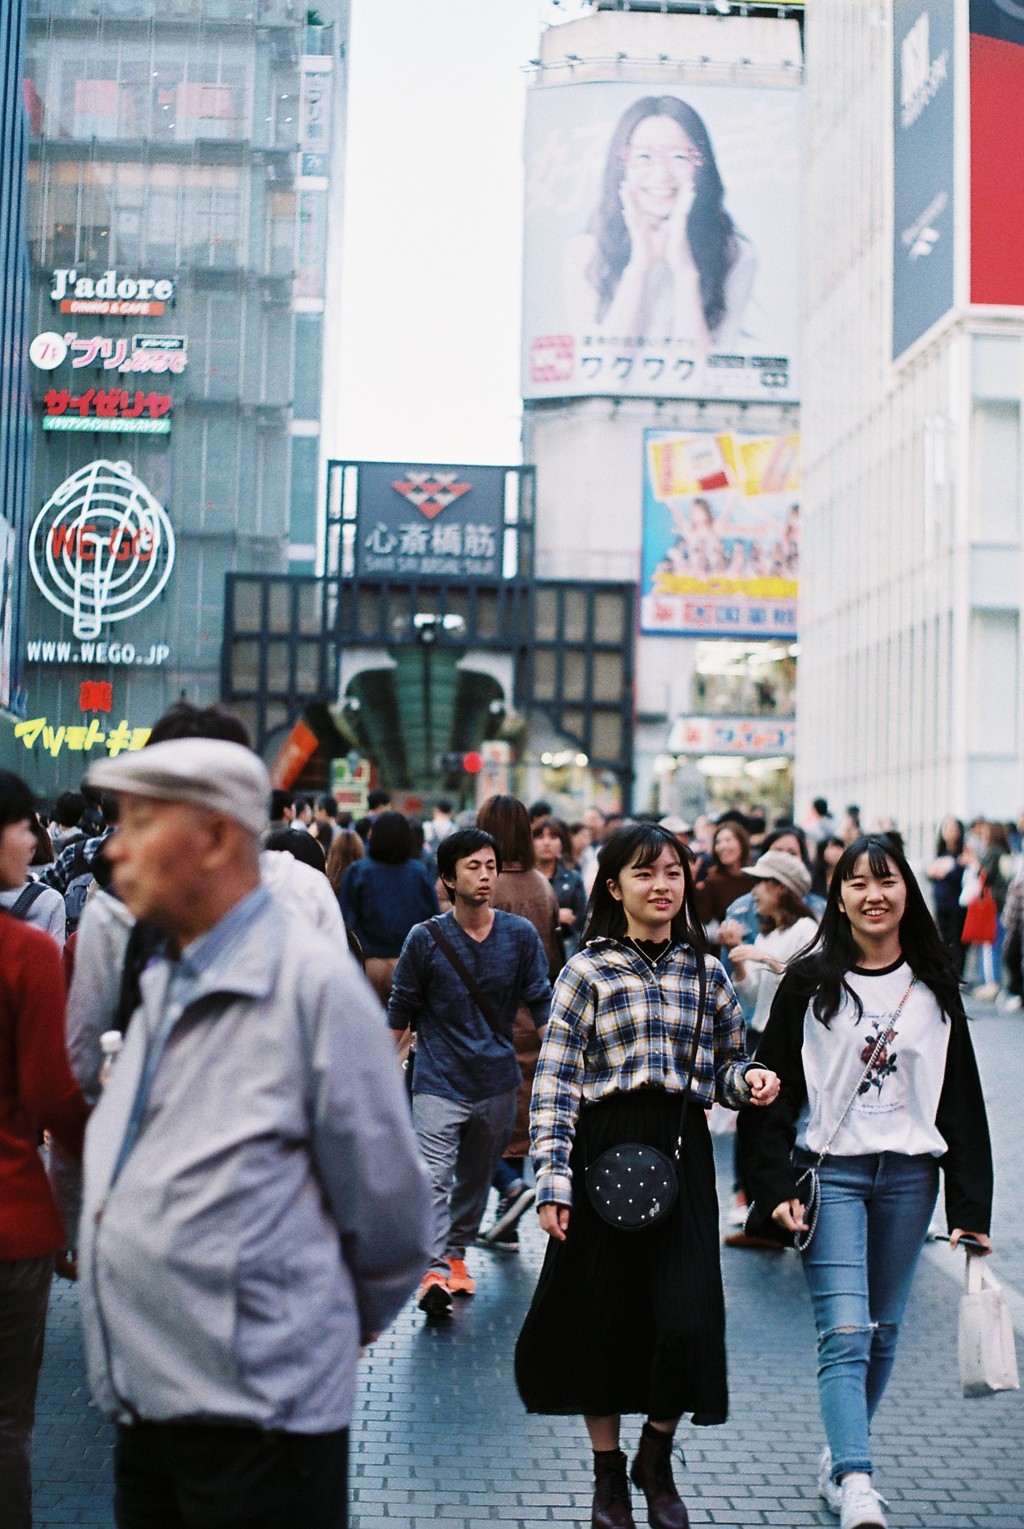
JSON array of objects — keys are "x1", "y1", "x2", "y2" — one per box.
[{"x1": 425, "y1": 917, "x2": 505, "y2": 1035}]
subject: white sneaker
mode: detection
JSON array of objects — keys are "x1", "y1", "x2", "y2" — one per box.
[
  {"x1": 839, "y1": 1478, "x2": 887, "y2": 1529},
  {"x1": 817, "y1": 1448, "x2": 842, "y2": 1516}
]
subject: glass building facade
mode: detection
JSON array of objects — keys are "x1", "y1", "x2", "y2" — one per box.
[
  {"x1": 1, "y1": 0, "x2": 31, "y2": 741},
  {"x1": 17, "y1": 0, "x2": 347, "y2": 790}
]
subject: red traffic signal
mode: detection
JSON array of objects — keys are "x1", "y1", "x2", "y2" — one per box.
[{"x1": 462, "y1": 751, "x2": 484, "y2": 775}]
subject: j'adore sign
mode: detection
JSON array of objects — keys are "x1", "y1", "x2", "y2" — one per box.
[
  {"x1": 29, "y1": 460, "x2": 176, "y2": 641},
  {"x1": 50, "y1": 268, "x2": 176, "y2": 316}
]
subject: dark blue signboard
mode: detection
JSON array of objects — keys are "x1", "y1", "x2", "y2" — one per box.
[
  {"x1": 893, "y1": 0, "x2": 957, "y2": 361},
  {"x1": 356, "y1": 463, "x2": 506, "y2": 580}
]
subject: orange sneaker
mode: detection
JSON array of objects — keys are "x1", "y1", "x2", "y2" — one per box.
[
  {"x1": 444, "y1": 1257, "x2": 476, "y2": 1296},
  {"x1": 417, "y1": 1271, "x2": 453, "y2": 1318}
]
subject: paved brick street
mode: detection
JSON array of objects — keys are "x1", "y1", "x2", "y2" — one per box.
[{"x1": 34, "y1": 1004, "x2": 1024, "y2": 1529}]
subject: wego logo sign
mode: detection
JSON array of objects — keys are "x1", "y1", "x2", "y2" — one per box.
[
  {"x1": 390, "y1": 471, "x2": 472, "y2": 521},
  {"x1": 29, "y1": 460, "x2": 176, "y2": 640}
]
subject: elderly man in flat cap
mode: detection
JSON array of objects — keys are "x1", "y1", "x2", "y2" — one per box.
[{"x1": 77, "y1": 738, "x2": 431, "y2": 1529}]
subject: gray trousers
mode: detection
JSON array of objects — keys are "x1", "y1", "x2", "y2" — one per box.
[
  {"x1": 412, "y1": 1089, "x2": 517, "y2": 1275},
  {"x1": 0, "y1": 1254, "x2": 54, "y2": 1529}
]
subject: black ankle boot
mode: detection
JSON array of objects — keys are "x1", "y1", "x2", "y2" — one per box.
[
  {"x1": 592, "y1": 1448, "x2": 637, "y2": 1529},
  {"x1": 630, "y1": 1425, "x2": 689, "y2": 1529}
]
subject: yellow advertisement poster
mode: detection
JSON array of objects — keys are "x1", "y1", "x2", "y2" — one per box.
[{"x1": 640, "y1": 429, "x2": 799, "y2": 638}]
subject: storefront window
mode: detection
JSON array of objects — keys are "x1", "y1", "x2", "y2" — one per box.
[{"x1": 691, "y1": 640, "x2": 797, "y2": 717}]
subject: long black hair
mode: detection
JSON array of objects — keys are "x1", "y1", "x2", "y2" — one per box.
[
  {"x1": 793, "y1": 834, "x2": 962, "y2": 1025},
  {"x1": 0, "y1": 769, "x2": 35, "y2": 831},
  {"x1": 581, "y1": 821, "x2": 708, "y2": 956},
  {"x1": 934, "y1": 816, "x2": 965, "y2": 857},
  {"x1": 587, "y1": 95, "x2": 740, "y2": 335}
]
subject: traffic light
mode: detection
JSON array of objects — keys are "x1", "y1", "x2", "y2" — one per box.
[{"x1": 438, "y1": 751, "x2": 485, "y2": 775}]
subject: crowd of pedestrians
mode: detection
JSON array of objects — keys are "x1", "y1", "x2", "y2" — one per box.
[{"x1": 0, "y1": 733, "x2": 1004, "y2": 1529}]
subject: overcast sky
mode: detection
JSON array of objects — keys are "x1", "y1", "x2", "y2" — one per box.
[{"x1": 332, "y1": 0, "x2": 583, "y2": 466}]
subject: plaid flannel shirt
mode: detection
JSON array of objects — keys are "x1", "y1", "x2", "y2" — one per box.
[
  {"x1": 37, "y1": 828, "x2": 113, "y2": 894},
  {"x1": 530, "y1": 938, "x2": 753, "y2": 1206}
]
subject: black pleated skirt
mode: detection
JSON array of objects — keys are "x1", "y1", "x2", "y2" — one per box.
[{"x1": 515, "y1": 1088, "x2": 728, "y2": 1424}]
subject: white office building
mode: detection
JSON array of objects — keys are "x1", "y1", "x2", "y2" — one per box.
[{"x1": 796, "y1": 0, "x2": 1024, "y2": 858}]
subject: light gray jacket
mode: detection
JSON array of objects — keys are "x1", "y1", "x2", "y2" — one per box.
[{"x1": 78, "y1": 897, "x2": 431, "y2": 1432}]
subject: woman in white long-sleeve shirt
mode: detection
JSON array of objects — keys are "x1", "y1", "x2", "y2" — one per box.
[{"x1": 720, "y1": 849, "x2": 819, "y2": 1037}]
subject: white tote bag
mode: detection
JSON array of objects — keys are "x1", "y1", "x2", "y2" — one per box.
[{"x1": 958, "y1": 1256, "x2": 1020, "y2": 1398}]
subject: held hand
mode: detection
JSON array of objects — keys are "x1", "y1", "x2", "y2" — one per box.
[
  {"x1": 538, "y1": 1202, "x2": 570, "y2": 1242},
  {"x1": 950, "y1": 1229, "x2": 993, "y2": 1256},
  {"x1": 731, "y1": 946, "x2": 784, "y2": 973},
  {"x1": 745, "y1": 1067, "x2": 780, "y2": 1107},
  {"x1": 619, "y1": 184, "x2": 661, "y2": 273},
  {"x1": 771, "y1": 1198, "x2": 808, "y2": 1235},
  {"x1": 718, "y1": 919, "x2": 744, "y2": 950},
  {"x1": 665, "y1": 180, "x2": 698, "y2": 277},
  {"x1": 558, "y1": 907, "x2": 576, "y2": 927}
]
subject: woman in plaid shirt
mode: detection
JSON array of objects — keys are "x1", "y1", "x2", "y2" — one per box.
[{"x1": 515, "y1": 822, "x2": 778, "y2": 1529}]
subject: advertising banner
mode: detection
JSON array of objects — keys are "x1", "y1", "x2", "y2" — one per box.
[
  {"x1": 892, "y1": 0, "x2": 957, "y2": 360},
  {"x1": 522, "y1": 79, "x2": 801, "y2": 402},
  {"x1": 667, "y1": 715, "x2": 796, "y2": 758},
  {"x1": 356, "y1": 463, "x2": 506, "y2": 580},
  {"x1": 640, "y1": 429, "x2": 799, "y2": 638},
  {"x1": 970, "y1": 0, "x2": 1024, "y2": 305}
]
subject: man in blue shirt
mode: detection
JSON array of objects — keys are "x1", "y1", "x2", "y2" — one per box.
[{"x1": 388, "y1": 827, "x2": 551, "y2": 1319}]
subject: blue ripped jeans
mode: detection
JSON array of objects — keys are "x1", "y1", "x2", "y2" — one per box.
[{"x1": 798, "y1": 1151, "x2": 939, "y2": 1482}]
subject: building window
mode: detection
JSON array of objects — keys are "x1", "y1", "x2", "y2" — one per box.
[
  {"x1": 27, "y1": 35, "x2": 251, "y2": 145},
  {"x1": 691, "y1": 641, "x2": 796, "y2": 717},
  {"x1": 30, "y1": 160, "x2": 245, "y2": 271}
]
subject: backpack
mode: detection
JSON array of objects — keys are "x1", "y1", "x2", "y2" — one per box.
[
  {"x1": 58, "y1": 834, "x2": 101, "y2": 936},
  {"x1": 63, "y1": 869, "x2": 94, "y2": 936},
  {"x1": 9, "y1": 883, "x2": 46, "y2": 922}
]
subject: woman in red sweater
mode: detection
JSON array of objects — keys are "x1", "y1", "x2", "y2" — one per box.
[{"x1": 0, "y1": 770, "x2": 89, "y2": 1529}]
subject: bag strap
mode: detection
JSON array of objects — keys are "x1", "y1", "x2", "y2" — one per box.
[
  {"x1": 426, "y1": 918, "x2": 504, "y2": 1036},
  {"x1": 9, "y1": 882, "x2": 46, "y2": 920},
  {"x1": 813, "y1": 976, "x2": 918, "y2": 1166},
  {"x1": 671, "y1": 948, "x2": 708, "y2": 1161}
]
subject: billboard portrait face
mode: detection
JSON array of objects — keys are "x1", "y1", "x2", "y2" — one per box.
[
  {"x1": 523, "y1": 80, "x2": 801, "y2": 402},
  {"x1": 640, "y1": 429, "x2": 800, "y2": 638}
]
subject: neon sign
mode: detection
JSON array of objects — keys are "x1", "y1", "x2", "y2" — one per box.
[
  {"x1": 29, "y1": 460, "x2": 176, "y2": 640},
  {"x1": 14, "y1": 717, "x2": 151, "y2": 759},
  {"x1": 50, "y1": 268, "x2": 175, "y2": 316},
  {"x1": 30, "y1": 332, "x2": 188, "y2": 374}
]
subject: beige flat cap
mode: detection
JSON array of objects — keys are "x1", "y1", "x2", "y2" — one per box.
[{"x1": 88, "y1": 737, "x2": 270, "y2": 839}]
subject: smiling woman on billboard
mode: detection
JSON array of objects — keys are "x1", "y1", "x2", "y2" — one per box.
[{"x1": 565, "y1": 95, "x2": 756, "y2": 356}]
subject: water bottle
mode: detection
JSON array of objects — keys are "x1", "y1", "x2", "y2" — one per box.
[{"x1": 98, "y1": 1030, "x2": 123, "y2": 1088}]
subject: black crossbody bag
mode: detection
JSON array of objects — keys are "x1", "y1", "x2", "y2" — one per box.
[{"x1": 584, "y1": 950, "x2": 708, "y2": 1233}]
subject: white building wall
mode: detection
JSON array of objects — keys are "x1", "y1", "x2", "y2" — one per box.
[{"x1": 797, "y1": 0, "x2": 1024, "y2": 861}]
